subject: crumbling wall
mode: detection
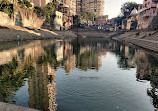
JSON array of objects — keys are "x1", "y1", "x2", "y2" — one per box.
[
  {"x1": 0, "y1": 6, "x2": 45, "y2": 29},
  {"x1": 149, "y1": 15, "x2": 158, "y2": 30}
]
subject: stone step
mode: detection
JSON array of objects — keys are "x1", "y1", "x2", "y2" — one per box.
[
  {"x1": 0, "y1": 102, "x2": 39, "y2": 111},
  {"x1": 120, "y1": 37, "x2": 158, "y2": 52}
]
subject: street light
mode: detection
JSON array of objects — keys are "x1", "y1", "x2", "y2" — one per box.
[{"x1": 76, "y1": 0, "x2": 79, "y2": 36}]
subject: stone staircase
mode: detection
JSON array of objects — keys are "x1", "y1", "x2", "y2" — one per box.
[{"x1": 117, "y1": 37, "x2": 158, "y2": 53}]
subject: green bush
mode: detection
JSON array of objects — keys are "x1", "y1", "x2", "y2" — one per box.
[
  {"x1": 0, "y1": 57, "x2": 35, "y2": 102},
  {"x1": 34, "y1": 2, "x2": 57, "y2": 19},
  {"x1": 34, "y1": 6, "x2": 45, "y2": 17},
  {"x1": 80, "y1": 11, "x2": 97, "y2": 24},
  {"x1": 18, "y1": 0, "x2": 32, "y2": 8},
  {"x1": 23, "y1": 0, "x2": 32, "y2": 8},
  {"x1": 0, "y1": 0, "x2": 14, "y2": 17}
]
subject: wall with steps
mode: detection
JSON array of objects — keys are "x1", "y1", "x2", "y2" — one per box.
[
  {"x1": 0, "y1": 5, "x2": 45, "y2": 29},
  {"x1": 118, "y1": 37, "x2": 158, "y2": 53}
]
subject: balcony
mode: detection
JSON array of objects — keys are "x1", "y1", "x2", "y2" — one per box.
[
  {"x1": 140, "y1": 8, "x2": 157, "y2": 18},
  {"x1": 152, "y1": 0, "x2": 158, "y2": 3},
  {"x1": 140, "y1": 10, "x2": 150, "y2": 17},
  {"x1": 150, "y1": 2, "x2": 157, "y2": 8}
]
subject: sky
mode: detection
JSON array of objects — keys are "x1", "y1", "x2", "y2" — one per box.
[{"x1": 104, "y1": 0, "x2": 143, "y2": 19}]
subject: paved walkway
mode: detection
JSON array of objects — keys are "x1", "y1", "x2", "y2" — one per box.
[
  {"x1": 0, "y1": 102, "x2": 39, "y2": 111},
  {"x1": 115, "y1": 37, "x2": 158, "y2": 52}
]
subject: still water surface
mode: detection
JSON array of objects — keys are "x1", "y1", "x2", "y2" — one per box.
[{"x1": 0, "y1": 38, "x2": 158, "y2": 111}]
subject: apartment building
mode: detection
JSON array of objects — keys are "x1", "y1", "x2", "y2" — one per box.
[
  {"x1": 126, "y1": 8, "x2": 139, "y2": 30},
  {"x1": 77, "y1": 0, "x2": 104, "y2": 16},
  {"x1": 57, "y1": 0, "x2": 76, "y2": 29},
  {"x1": 29, "y1": 0, "x2": 51, "y2": 7},
  {"x1": 70, "y1": 0, "x2": 76, "y2": 15},
  {"x1": 138, "y1": 0, "x2": 157, "y2": 29},
  {"x1": 96, "y1": 15, "x2": 108, "y2": 24}
]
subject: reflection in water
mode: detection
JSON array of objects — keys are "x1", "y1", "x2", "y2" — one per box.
[
  {"x1": 109, "y1": 41, "x2": 158, "y2": 109},
  {"x1": 135, "y1": 51, "x2": 158, "y2": 109},
  {"x1": 29, "y1": 63, "x2": 57, "y2": 111},
  {"x1": 0, "y1": 39, "x2": 106, "y2": 111},
  {"x1": 1, "y1": 39, "x2": 158, "y2": 110}
]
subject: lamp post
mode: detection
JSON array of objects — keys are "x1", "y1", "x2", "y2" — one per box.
[{"x1": 76, "y1": 0, "x2": 79, "y2": 36}]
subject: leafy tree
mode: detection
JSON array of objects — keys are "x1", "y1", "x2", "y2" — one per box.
[
  {"x1": 0, "y1": 57, "x2": 35, "y2": 102},
  {"x1": 81, "y1": 12, "x2": 89, "y2": 21},
  {"x1": 114, "y1": 16, "x2": 124, "y2": 26},
  {"x1": 80, "y1": 12, "x2": 97, "y2": 24},
  {"x1": 114, "y1": 2, "x2": 138, "y2": 27},
  {"x1": 34, "y1": 6, "x2": 45, "y2": 17},
  {"x1": 18, "y1": 0, "x2": 32, "y2": 8},
  {"x1": 43, "y1": 1, "x2": 57, "y2": 20},
  {"x1": 121, "y1": 2, "x2": 138, "y2": 18},
  {"x1": 22, "y1": 0, "x2": 32, "y2": 8},
  {"x1": 0, "y1": 0, "x2": 14, "y2": 17},
  {"x1": 73, "y1": 15, "x2": 80, "y2": 25},
  {"x1": 34, "y1": 0, "x2": 57, "y2": 18}
]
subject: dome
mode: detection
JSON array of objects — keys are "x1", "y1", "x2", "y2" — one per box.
[{"x1": 130, "y1": 8, "x2": 138, "y2": 16}]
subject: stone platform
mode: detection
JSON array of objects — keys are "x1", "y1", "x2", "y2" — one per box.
[{"x1": 0, "y1": 102, "x2": 39, "y2": 111}]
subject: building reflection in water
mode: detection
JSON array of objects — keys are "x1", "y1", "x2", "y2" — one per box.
[
  {"x1": 135, "y1": 50, "x2": 158, "y2": 109},
  {"x1": 0, "y1": 40, "x2": 58, "y2": 111},
  {"x1": 114, "y1": 41, "x2": 158, "y2": 109},
  {"x1": 29, "y1": 63, "x2": 57, "y2": 111},
  {"x1": 1, "y1": 39, "x2": 158, "y2": 110},
  {"x1": 106, "y1": 40, "x2": 158, "y2": 110},
  {"x1": 0, "y1": 39, "x2": 107, "y2": 111}
]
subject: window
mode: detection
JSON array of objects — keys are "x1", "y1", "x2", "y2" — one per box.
[
  {"x1": 145, "y1": 4, "x2": 147, "y2": 7},
  {"x1": 153, "y1": 10, "x2": 155, "y2": 13},
  {"x1": 94, "y1": 8, "x2": 96, "y2": 12}
]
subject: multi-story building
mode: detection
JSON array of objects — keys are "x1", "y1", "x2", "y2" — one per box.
[
  {"x1": 29, "y1": 63, "x2": 57, "y2": 111},
  {"x1": 126, "y1": 8, "x2": 139, "y2": 30},
  {"x1": 57, "y1": 0, "x2": 76, "y2": 29},
  {"x1": 96, "y1": 15, "x2": 108, "y2": 25},
  {"x1": 6, "y1": 0, "x2": 51, "y2": 7},
  {"x1": 70, "y1": 0, "x2": 76, "y2": 15},
  {"x1": 29, "y1": 0, "x2": 51, "y2": 7},
  {"x1": 137, "y1": 4, "x2": 143, "y2": 29},
  {"x1": 54, "y1": 11, "x2": 63, "y2": 30},
  {"x1": 76, "y1": 0, "x2": 82, "y2": 13},
  {"x1": 138, "y1": 0, "x2": 158, "y2": 29},
  {"x1": 77, "y1": 0, "x2": 104, "y2": 16}
]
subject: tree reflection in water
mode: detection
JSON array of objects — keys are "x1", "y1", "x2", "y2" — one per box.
[
  {"x1": 0, "y1": 57, "x2": 35, "y2": 103},
  {"x1": 0, "y1": 39, "x2": 107, "y2": 111},
  {"x1": 1, "y1": 39, "x2": 158, "y2": 110},
  {"x1": 111, "y1": 41, "x2": 158, "y2": 109}
]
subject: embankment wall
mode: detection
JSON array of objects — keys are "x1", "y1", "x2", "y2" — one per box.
[{"x1": 0, "y1": 6, "x2": 45, "y2": 29}]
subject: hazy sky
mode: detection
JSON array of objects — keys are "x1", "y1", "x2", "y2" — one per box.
[{"x1": 104, "y1": 0, "x2": 143, "y2": 19}]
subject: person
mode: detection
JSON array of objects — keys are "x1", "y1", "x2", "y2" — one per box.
[{"x1": 63, "y1": 22, "x2": 66, "y2": 30}]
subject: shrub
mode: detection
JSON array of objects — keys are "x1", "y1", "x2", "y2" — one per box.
[
  {"x1": 18, "y1": 0, "x2": 32, "y2": 8},
  {"x1": 34, "y1": 6, "x2": 45, "y2": 17},
  {"x1": 0, "y1": 0, "x2": 14, "y2": 17},
  {"x1": 34, "y1": 2, "x2": 57, "y2": 19}
]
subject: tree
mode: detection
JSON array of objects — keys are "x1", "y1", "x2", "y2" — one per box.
[
  {"x1": 18, "y1": 0, "x2": 32, "y2": 8},
  {"x1": 73, "y1": 15, "x2": 80, "y2": 25},
  {"x1": 80, "y1": 12, "x2": 97, "y2": 24},
  {"x1": 114, "y1": 16, "x2": 124, "y2": 26},
  {"x1": 0, "y1": 0, "x2": 14, "y2": 17},
  {"x1": 34, "y1": 0, "x2": 57, "y2": 20},
  {"x1": 121, "y1": 2, "x2": 138, "y2": 18},
  {"x1": 21, "y1": 0, "x2": 32, "y2": 8}
]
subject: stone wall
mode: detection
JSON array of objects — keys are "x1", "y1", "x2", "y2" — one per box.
[
  {"x1": 0, "y1": 6, "x2": 45, "y2": 29},
  {"x1": 150, "y1": 15, "x2": 158, "y2": 30},
  {"x1": 0, "y1": 11, "x2": 15, "y2": 26}
]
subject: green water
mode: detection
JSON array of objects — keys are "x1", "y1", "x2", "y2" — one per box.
[{"x1": 0, "y1": 38, "x2": 158, "y2": 111}]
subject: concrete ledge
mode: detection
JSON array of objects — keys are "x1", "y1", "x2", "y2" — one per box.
[{"x1": 0, "y1": 102, "x2": 39, "y2": 111}]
